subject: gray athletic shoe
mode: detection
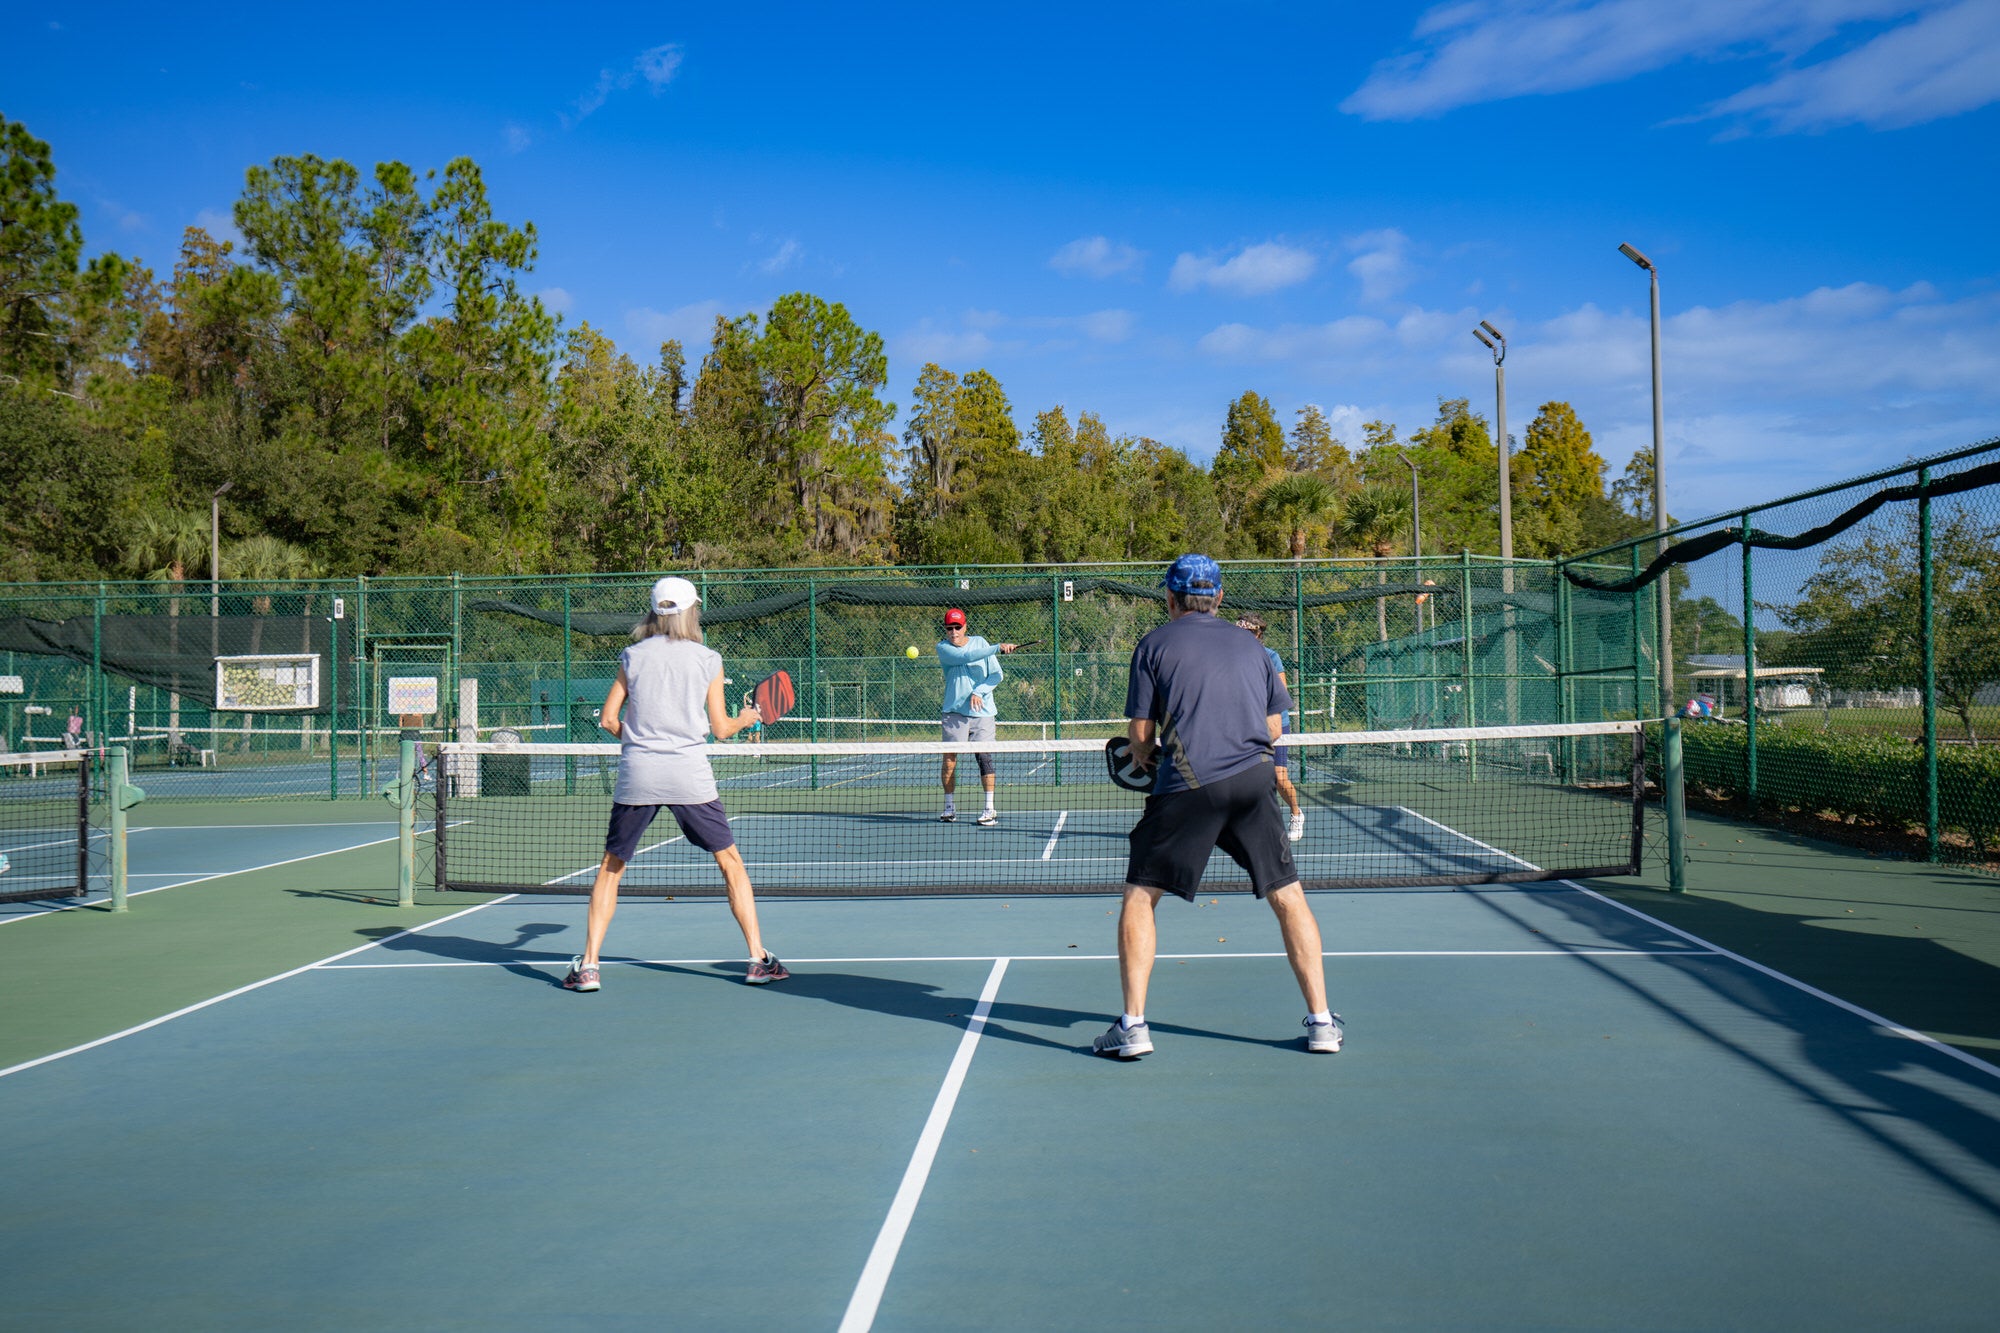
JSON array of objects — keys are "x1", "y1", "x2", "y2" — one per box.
[
  {"x1": 1303, "y1": 1015, "x2": 1344, "y2": 1053},
  {"x1": 1092, "y1": 1019, "x2": 1153, "y2": 1059},
  {"x1": 976, "y1": 808, "x2": 998, "y2": 826}
]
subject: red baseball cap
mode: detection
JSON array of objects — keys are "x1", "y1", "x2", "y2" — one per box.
[{"x1": 943, "y1": 608, "x2": 967, "y2": 627}]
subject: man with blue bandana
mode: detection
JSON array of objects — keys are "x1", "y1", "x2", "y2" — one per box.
[{"x1": 1093, "y1": 554, "x2": 1342, "y2": 1060}]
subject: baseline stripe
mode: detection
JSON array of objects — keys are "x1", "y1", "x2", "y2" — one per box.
[{"x1": 839, "y1": 957, "x2": 1008, "y2": 1332}]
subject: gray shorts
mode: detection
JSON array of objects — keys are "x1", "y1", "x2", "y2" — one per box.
[
  {"x1": 940, "y1": 711, "x2": 996, "y2": 743},
  {"x1": 941, "y1": 711, "x2": 996, "y2": 776}
]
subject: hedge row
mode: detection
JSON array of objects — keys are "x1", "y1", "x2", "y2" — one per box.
[{"x1": 1661, "y1": 722, "x2": 2000, "y2": 855}]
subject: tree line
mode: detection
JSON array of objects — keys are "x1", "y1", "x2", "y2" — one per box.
[{"x1": 2, "y1": 116, "x2": 1656, "y2": 585}]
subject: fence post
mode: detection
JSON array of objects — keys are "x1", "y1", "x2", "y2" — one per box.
[
  {"x1": 1919, "y1": 467, "x2": 1939, "y2": 862},
  {"x1": 1629, "y1": 548, "x2": 1643, "y2": 720},
  {"x1": 328, "y1": 604, "x2": 340, "y2": 799},
  {"x1": 562, "y1": 584, "x2": 575, "y2": 797},
  {"x1": 1741, "y1": 519, "x2": 1758, "y2": 815},
  {"x1": 93, "y1": 581, "x2": 105, "y2": 745},
  {"x1": 1663, "y1": 717, "x2": 1687, "y2": 891},
  {"x1": 807, "y1": 577, "x2": 820, "y2": 789}
]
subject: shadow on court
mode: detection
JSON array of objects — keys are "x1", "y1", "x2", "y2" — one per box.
[{"x1": 1480, "y1": 886, "x2": 2000, "y2": 1226}]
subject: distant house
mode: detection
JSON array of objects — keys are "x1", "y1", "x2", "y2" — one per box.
[{"x1": 1683, "y1": 655, "x2": 1825, "y2": 714}]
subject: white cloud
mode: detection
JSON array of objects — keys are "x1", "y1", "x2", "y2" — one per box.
[
  {"x1": 637, "y1": 43, "x2": 684, "y2": 90},
  {"x1": 1699, "y1": 0, "x2": 2000, "y2": 130},
  {"x1": 1078, "y1": 309, "x2": 1135, "y2": 343},
  {"x1": 566, "y1": 41, "x2": 685, "y2": 127},
  {"x1": 1169, "y1": 241, "x2": 1318, "y2": 296},
  {"x1": 1347, "y1": 228, "x2": 1416, "y2": 303},
  {"x1": 504, "y1": 123, "x2": 533, "y2": 153},
  {"x1": 897, "y1": 321, "x2": 997, "y2": 364},
  {"x1": 1050, "y1": 235, "x2": 1142, "y2": 279},
  {"x1": 193, "y1": 207, "x2": 241, "y2": 245},
  {"x1": 539, "y1": 287, "x2": 575, "y2": 315},
  {"x1": 625, "y1": 300, "x2": 727, "y2": 350},
  {"x1": 758, "y1": 239, "x2": 803, "y2": 275},
  {"x1": 1341, "y1": 0, "x2": 2000, "y2": 131}
]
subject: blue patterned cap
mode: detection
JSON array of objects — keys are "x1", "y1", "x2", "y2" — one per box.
[{"x1": 1161, "y1": 553, "x2": 1222, "y2": 595}]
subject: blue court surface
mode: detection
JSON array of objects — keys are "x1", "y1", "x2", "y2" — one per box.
[{"x1": 5, "y1": 880, "x2": 1999, "y2": 1329}]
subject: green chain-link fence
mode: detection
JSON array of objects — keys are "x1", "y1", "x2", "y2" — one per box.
[
  {"x1": 2, "y1": 556, "x2": 1647, "y2": 805},
  {"x1": 1562, "y1": 435, "x2": 2000, "y2": 871}
]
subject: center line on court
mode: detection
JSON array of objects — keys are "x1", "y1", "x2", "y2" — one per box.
[
  {"x1": 1040, "y1": 811, "x2": 1068, "y2": 861},
  {"x1": 841, "y1": 957, "x2": 1008, "y2": 1333}
]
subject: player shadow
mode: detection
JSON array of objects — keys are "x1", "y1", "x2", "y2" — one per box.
[
  {"x1": 357, "y1": 921, "x2": 577, "y2": 986},
  {"x1": 627, "y1": 962, "x2": 1294, "y2": 1054}
]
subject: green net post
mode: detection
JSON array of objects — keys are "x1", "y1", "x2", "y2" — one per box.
[
  {"x1": 807, "y1": 577, "x2": 820, "y2": 789},
  {"x1": 1741, "y1": 520, "x2": 1758, "y2": 815},
  {"x1": 383, "y1": 736, "x2": 417, "y2": 908},
  {"x1": 563, "y1": 585, "x2": 576, "y2": 797},
  {"x1": 1663, "y1": 716, "x2": 1687, "y2": 892},
  {"x1": 108, "y1": 746, "x2": 144, "y2": 912},
  {"x1": 1919, "y1": 467, "x2": 1939, "y2": 862}
]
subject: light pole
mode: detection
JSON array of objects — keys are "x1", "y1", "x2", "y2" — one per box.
[
  {"x1": 1474, "y1": 320, "x2": 1515, "y2": 722},
  {"x1": 210, "y1": 480, "x2": 235, "y2": 617},
  {"x1": 1619, "y1": 242, "x2": 1672, "y2": 716},
  {"x1": 1397, "y1": 449, "x2": 1422, "y2": 631}
]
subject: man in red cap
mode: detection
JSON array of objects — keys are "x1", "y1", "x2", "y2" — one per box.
[{"x1": 935, "y1": 607, "x2": 1017, "y2": 825}]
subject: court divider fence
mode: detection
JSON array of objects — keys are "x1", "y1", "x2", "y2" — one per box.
[{"x1": 1560, "y1": 434, "x2": 2000, "y2": 870}]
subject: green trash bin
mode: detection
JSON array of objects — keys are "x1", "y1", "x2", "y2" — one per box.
[{"x1": 479, "y1": 727, "x2": 531, "y2": 796}]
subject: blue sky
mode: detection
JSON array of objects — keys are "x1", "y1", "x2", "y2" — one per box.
[{"x1": 8, "y1": 0, "x2": 1999, "y2": 527}]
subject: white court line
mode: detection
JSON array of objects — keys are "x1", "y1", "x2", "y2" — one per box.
[
  {"x1": 1040, "y1": 812, "x2": 1068, "y2": 861},
  {"x1": 317, "y1": 948, "x2": 1717, "y2": 970},
  {"x1": 128, "y1": 822, "x2": 400, "y2": 831},
  {"x1": 1394, "y1": 805, "x2": 2000, "y2": 1085},
  {"x1": 0, "y1": 896, "x2": 516, "y2": 1080},
  {"x1": 840, "y1": 957, "x2": 1008, "y2": 1333}
]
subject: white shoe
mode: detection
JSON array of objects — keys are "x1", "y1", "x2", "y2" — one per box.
[
  {"x1": 976, "y1": 809, "x2": 998, "y2": 826},
  {"x1": 1288, "y1": 811, "x2": 1305, "y2": 842},
  {"x1": 939, "y1": 808, "x2": 957, "y2": 822}
]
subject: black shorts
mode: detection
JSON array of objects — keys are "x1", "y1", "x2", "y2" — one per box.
[
  {"x1": 605, "y1": 800, "x2": 735, "y2": 862},
  {"x1": 1125, "y1": 763, "x2": 1298, "y2": 900}
]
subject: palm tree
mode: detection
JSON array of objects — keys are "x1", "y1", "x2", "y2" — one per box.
[
  {"x1": 225, "y1": 535, "x2": 324, "y2": 656},
  {"x1": 119, "y1": 508, "x2": 210, "y2": 745},
  {"x1": 1332, "y1": 484, "x2": 1412, "y2": 641},
  {"x1": 1255, "y1": 473, "x2": 1338, "y2": 560}
]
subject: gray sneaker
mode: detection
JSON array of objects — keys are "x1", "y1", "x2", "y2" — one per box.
[
  {"x1": 1092, "y1": 1019, "x2": 1153, "y2": 1059},
  {"x1": 1303, "y1": 1015, "x2": 1344, "y2": 1053}
]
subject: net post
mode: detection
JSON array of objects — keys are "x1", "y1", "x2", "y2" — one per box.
[
  {"x1": 1740, "y1": 519, "x2": 1758, "y2": 816},
  {"x1": 562, "y1": 585, "x2": 575, "y2": 797},
  {"x1": 1629, "y1": 725, "x2": 1646, "y2": 876},
  {"x1": 1663, "y1": 716, "x2": 1687, "y2": 892},
  {"x1": 385, "y1": 736, "x2": 417, "y2": 908},
  {"x1": 433, "y1": 747, "x2": 448, "y2": 893},
  {"x1": 1919, "y1": 467, "x2": 1939, "y2": 862},
  {"x1": 107, "y1": 746, "x2": 143, "y2": 912}
]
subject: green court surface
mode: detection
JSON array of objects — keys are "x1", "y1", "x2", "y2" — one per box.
[{"x1": 3, "y1": 803, "x2": 1999, "y2": 1330}]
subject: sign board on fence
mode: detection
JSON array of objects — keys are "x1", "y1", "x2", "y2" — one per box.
[
  {"x1": 0, "y1": 676, "x2": 22, "y2": 694},
  {"x1": 387, "y1": 676, "x2": 439, "y2": 717},
  {"x1": 214, "y1": 654, "x2": 321, "y2": 711}
]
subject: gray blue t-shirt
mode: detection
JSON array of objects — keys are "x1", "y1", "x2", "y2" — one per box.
[
  {"x1": 613, "y1": 635, "x2": 723, "y2": 806},
  {"x1": 1263, "y1": 645, "x2": 1290, "y2": 727},
  {"x1": 1124, "y1": 612, "x2": 1293, "y2": 794}
]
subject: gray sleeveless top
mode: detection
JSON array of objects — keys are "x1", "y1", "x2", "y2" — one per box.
[{"x1": 613, "y1": 635, "x2": 723, "y2": 805}]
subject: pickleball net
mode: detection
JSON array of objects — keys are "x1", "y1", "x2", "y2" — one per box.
[
  {"x1": 0, "y1": 750, "x2": 98, "y2": 903},
  {"x1": 426, "y1": 720, "x2": 1645, "y2": 896}
]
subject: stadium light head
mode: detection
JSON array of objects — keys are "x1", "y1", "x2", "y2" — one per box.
[
  {"x1": 1472, "y1": 328, "x2": 1495, "y2": 351},
  {"x1": 1618, "y1": 242, "x2": 1653, "y2": 271}
]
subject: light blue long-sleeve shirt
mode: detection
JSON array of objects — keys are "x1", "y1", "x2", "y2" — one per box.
[{"x1": 936, "y1": 635, "x2": 1003, "y2": 717}]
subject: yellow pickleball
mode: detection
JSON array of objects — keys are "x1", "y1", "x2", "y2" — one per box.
[{"x1": 906, "y1": 645, "x2": 920, "y2": 658}]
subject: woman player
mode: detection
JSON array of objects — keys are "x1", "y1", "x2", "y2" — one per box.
[
  {"x1": 1235, "y1": 613, "x2": 1305, "y2": 842},
  {"x1": 563, "y1": 576, "x2": 789, "y2": 992}
]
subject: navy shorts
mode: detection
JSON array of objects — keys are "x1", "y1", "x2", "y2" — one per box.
[
  {"x1": 1125, "y1": 763, "x2": 1298, "y2": 900},
  {"x1": 605, "y1": 800, "x2": 735, "y2": 862}
]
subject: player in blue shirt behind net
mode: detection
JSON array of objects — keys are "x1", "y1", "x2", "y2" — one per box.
[
  {"x1": 935, "y1": 606, "x2": 1019, "y2": 826},
  {"x1": 1234, "y1": 612, "x2": 1305, "y2": 842}
]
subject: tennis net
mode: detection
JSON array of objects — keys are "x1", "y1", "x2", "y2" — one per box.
[
  {"x1": 428, "y1": 721, "x2": 1645, "y2": 896},
  {"x1": 0, "y1": 750, "x2": 97, "y2": 904}
]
